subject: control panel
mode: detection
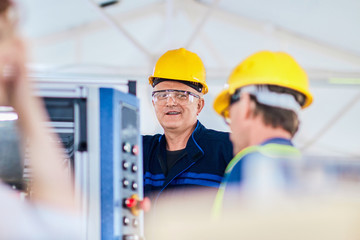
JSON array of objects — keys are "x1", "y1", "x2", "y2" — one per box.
[
  {"x1": 100, "y1": 88, "x2": 146, "y2": 240},
  {"x1": 34, "y1": 82, "x2": 146, "y2": 240}
]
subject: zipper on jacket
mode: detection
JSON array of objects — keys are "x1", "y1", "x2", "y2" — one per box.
[{"x1": 154, "y1": 161, "x2": 196, "y2": 208}]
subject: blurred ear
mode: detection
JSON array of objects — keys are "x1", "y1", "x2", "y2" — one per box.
[
  {"x1": 196, "y1": 98, "x2": 205, "y2": 115},
  {"x1": 241, "y1": 93, "x2": 254, "y2": 120}
]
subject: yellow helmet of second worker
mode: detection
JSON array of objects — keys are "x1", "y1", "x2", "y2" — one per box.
[
  {"x1": 149, "y1": 48, "x2": 208, "y2": 94},
  {"x1": 213, "y1": 50, "x2": 313, "y2": 118}
]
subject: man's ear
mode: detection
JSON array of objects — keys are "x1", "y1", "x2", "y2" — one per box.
[
  {"x1": 197, "y1": 98, "x2": 205, "y2": 115},
  {"x1": 242, "y1": 93, "x2": 254, "y2": 120}
]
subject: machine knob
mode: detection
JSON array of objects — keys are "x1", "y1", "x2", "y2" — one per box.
[
  {"x1": 123, "y1": 235, "x2": 140, "y2": 240},
  {"x1": 122, "y1": 178, "x2": 129, "y2": 188},
  {"x1": 122, "y1": 160, "x2": 129, "y2": 170},
  {"x1": 124, "y1": 194, "x2": 151, "y2": 216},
  {"x1": 122, "y1": 142, "x2": 131, "y2": 153},
  {"x1": 131, "y1": 164, "x2": 138, "y2": 173},
  {"x1": 124, "y1": 197, "x2": 137, "y2": 208},
  {"x1": 123, "y1": 217, "x2": 130, "y2": 226},
  {"x1": 131, "y1": 182, "x2": 138, "y2": 191},
  {"x1": 132, "y1": 219, "x2": 139, "y2": 228},
  {"x1": 131, "y1": 145, "x2": 139, "y2": 155}
]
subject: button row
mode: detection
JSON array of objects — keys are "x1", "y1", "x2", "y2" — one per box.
[
  {"x1": 123, "y1": 216, "x2": 139, "y2": 228},
  {"x1": 122, "y1": 143, "x2": 139, "y2": 155},
  {"x1": 123, "y1": 234, "x2": 140, "y2": 240},
  {"x1": 122, "y1": 179, "x2": 138, "y2": 190},
  {"x1": 122, "y1": 161, "x2": 138, "y2": 172}
]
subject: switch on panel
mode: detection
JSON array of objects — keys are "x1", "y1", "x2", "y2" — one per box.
[{"x1": 124, "y1": 194, "x2": 151, "y2": 216}]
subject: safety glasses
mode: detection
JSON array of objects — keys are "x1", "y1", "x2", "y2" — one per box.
[
  {"x1": 152, "y1": 90, "x2": 200, "y2": 106},
  {"x1": 223, "y1": 89, "x2": 242, "y2": 125}
]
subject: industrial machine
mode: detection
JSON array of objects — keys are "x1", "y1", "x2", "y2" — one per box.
[
  {"x1": 32, "y1": 76, "x2": 146, "y2": 240},
  {"x1": 0, "y1": 107, "x2": 23, "y2": 190}
]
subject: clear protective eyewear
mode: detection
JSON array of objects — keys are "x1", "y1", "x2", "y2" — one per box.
[
  {"x1": 223, "y1": 89, "x2": 242, "y2": 125},
  {"x1": 152, "y1": 90, "x2": 200, "y2": 106}
]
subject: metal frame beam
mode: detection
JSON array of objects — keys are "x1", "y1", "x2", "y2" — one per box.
[
  {"x1": 199, "y1": 3, "x2": 360, "y2": 67},
  {"x1": 86, "y1": 0, "x2": 152, "y2": 61},
  {"x1": 184, "y1": 0, "x2": 220, "y2": 48}
]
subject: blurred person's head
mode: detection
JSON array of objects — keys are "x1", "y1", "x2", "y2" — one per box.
[
  {"x1": 0, "y1": 0, "x2": 17, "y2": 38},
  {"x1": 213, "y1": 50, "x2": 313, "y2": 154},
  {"x1": 0, "y1": 0, "x2": 11, "y2": 15},
  {"x1": 149, "y1": 48, "x2": 206, "y2": 134},
  {"x1": 0, "y1": 0, "x2": 26, "y2": 106}
]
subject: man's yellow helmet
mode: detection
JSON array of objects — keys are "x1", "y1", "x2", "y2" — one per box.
[
  {"x1": 149, "y1": 48, "x2": 208, "y2": 94},
  {"x1": 213, "y1": 50, "x2": 313, "y2": 117}
]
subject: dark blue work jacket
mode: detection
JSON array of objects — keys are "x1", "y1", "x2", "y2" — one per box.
[{"x1": 142, "y1": 121, "x2": 233, "y2": 203}]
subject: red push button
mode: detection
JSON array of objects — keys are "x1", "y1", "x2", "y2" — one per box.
[
  {"x1": 125, "y1": 197, "x2": 137, "y2": 208},
  {"x1": 124, "y1": 194, "x2": 151, "y2": 216}
]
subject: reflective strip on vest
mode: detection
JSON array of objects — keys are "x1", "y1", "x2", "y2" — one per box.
[{"x1": 212, "y1": 143, "x2": 301, "y2": 218}]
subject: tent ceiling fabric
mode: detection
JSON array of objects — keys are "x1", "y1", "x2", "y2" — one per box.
[
  {"x1": 18, "y1": 0, "x2": 360, "y2": 158},
  {"x1": 19, "y1": 0, "x2": 360, "y2": 76}
]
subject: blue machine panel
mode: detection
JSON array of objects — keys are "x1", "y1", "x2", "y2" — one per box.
[{"x1": 100, "y1": 88, "x2": 143, "y2": 240}]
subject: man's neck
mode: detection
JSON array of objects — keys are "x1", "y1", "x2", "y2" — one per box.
[
  {"x1": 249, "y1": 125, "x2": 292, "y2": 147},
  {"x1": 164, "y1": 123, "x2": 197, "y2": 151}
]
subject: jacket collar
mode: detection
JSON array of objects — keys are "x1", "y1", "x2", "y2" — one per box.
[
  {"x1": 158, "y1": 120, "x2": 205, "y2": 161},
  {"x1": 185, "y1": 120, "x2": 205, "y2": 160},
  {"x1": 156, "y1": 120, "x2": 205, "y2": 185},
  {"x1": 260, "y1": 137, "x2": 294, "y2": 146}
]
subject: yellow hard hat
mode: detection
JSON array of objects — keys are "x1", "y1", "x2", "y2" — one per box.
[
  {"x1": 213, "y1": 50, "x2": 313, "y2": 117},
  {"x1": 149, "y1": 48, "x2": 208, "y2": 94}
]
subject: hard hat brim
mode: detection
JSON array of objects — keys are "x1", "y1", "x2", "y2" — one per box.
[
  {"x1": 149, "y1": 76, "x2": 154, "y2": 86},
  {"x1": 300, "y1": 89, "x2": 313, "y2": 108},
  {"x1": 213, "y1": 89, "x2": 231, "y2": 117}
]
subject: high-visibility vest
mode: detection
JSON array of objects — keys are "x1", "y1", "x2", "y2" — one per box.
[{"x1": 212, "y1": 143, "x2": 301, "y2": 218}]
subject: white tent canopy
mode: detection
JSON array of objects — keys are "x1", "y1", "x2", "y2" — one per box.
[{"x1": 18, "y1": 0, "x2": 360, "y2": 158}]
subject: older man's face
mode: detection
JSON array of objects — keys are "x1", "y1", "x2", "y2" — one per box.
[{"x1": 152, "y1": 81, "x2": 204, "y2": 133}]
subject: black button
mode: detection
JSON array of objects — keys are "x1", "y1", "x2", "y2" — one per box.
[
  {"x1": 122, "y1": 142, "x2": 131, "y2": 153},
  {"x1": 122, "y1": 160, "x2": 129, "y2": 170},
  {"x1": 131, "y1": 164, "x2": 138, "y2": 172},
  {"x1": 133, "y1": 219, "x2": 139, "y2": 228},
  {"x1": 132, "y1": 182, "x2": 138, "y2": 190},
  {"x1": 122, "y1": 178, "x2": 129, "y2": 188},
  {"x1": 123, "y1": 235, "x2": 140, "y2": 240},
  {"x1": 123, "y1": 217, "x2": 130, "y2": 226}
]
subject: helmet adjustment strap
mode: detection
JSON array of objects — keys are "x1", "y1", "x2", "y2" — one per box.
[
  {"x1": 152, "y1": 77, "x2": 203, "y2": 93},
  {"x1": 239, "y1": 85, "x2": 301, "y2": 114}
]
